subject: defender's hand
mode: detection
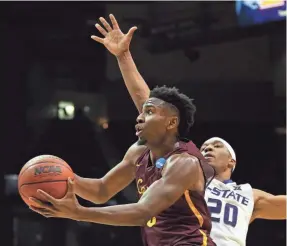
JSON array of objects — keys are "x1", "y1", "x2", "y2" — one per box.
[{"x1": 91, "y1": 14, "x2": 137, "y2": 57}]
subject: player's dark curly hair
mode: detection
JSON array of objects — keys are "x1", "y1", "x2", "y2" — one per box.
[{"x1": 150, "y1": 86, "x2": 196, "y2": 137}]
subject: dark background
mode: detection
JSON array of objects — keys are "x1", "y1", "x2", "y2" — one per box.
[{"x1": 0, "y1": 2, "x2": 285, "y2": 246}]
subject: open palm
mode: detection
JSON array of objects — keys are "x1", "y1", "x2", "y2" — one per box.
[{"x1": 91, "y1": 14, "x2": 137, "y2": 57}]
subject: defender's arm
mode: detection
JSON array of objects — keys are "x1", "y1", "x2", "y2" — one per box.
[
  {"x1": 117, "y1": 51, "x2": 150, "y2": 113},
  {"x1": 251, "y1": 189, "x2": 286, "y2": 221}
]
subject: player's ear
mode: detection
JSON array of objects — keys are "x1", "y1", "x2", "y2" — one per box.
[
  {"x1": 228, "y1": 159, "x2": 236, "y2": 170},
  {"x1": 167, "y1": 116, "x2": 179, "y2": 130}
]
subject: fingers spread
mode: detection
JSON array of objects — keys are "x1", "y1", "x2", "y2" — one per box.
[
  {"x1": 29, "y1": 197, "x2": 56, "y2": 211},
  {"x1": 95, "y1": 23, "x2": 107, "y2": 37},
  {"x1": 37, "y1": 189, "x2": 57, "y2": 204},
  {"x1": 91, "y1": 35, "x2": 104, "y2": 44},
  {"x1": 126, "y1": 26, "x2": 138, "y2": 41},
  {"x1": 99, "y1": 17, "x2": 113, "y2": 32},
  {"x1": 109, "y1": 14, "x2": 119, "y2": 30}
]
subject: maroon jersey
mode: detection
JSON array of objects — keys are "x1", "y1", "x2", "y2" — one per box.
[{"x1": 135, "y1": 139, "x2": 216, "y2": 246}]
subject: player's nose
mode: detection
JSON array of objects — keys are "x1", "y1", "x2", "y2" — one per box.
[
  {"x1": 136, "y1": 113, "x2": 145, "y2": 124},
  {"x1": 204, "y1": 144, "x2": 214, "y2": 152}
]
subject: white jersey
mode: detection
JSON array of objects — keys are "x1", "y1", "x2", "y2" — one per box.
[{"x1": 205, "y1": 179, "x2": 254, "y2": 246}]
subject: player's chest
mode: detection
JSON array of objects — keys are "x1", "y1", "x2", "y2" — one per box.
[
  {"x1": 135, "y1": 164, "x2": 161, "y2": 195},
  {"x1": 205, "y1": 185, "x2": 251, "y2": 206},
  {"x1": 205, "y1": 185, "x2": 253, "y2": 228}
]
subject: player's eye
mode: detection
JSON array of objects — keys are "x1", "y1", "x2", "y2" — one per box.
[
  {"x1": 146, "y1": 109, "x2": 153, "y2": 115},
  {"x1": 214, "y1": 144, "x2": 222, "y2": 148}
]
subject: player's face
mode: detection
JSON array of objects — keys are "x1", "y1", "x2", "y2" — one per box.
[
  {"x1": 200, "y1": 140, "x2": 233, "y2": 174},
  {"x1": 135, "y1": 98, "x2": 177, "y2": 145}
]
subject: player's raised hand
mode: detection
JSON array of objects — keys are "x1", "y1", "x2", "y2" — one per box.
[{"x1": 91, "y1": 14, "x2": 137, "y2": 57}]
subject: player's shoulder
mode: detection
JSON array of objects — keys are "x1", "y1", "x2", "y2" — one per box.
[
  {"x1": 125, "y1": 141, "x2": 148, "y2": 162},
  {"x1": 231, "y1": 182, "x2": 252, "y2": 189},
  {"x1": 167, "y1": 152, "x2": 199, "y2": 168},
  {"x1": 129, "y1": 141, "x2": 147, "y2": 151},
  {"x1": 163, "y1": 152, "x2": 199, "y2": 176},
  {"x1": 228, "y1": 182, "x2": 253, "y2": 195},
  {"x1": 252, "y1": 188, "x2": 270, "y2": 200},
  {"x1": 210, "y1": 179, "x2": 252, "y2": 190},
  {"x1": 168, "y1": 152, "x2": 199, "y2": 163}
]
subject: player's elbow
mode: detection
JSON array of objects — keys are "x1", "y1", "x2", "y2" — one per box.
[
  {"x1": 135, "y1": 206, "x2": 155, "y2": 226},
  {"x1": 134, "y1": 216, "x2": 149, "y2": 227},
  {"x1": 90, "y1": 195, "x2": 109, "y2": 205},
  {"x1": 138, "y1": 216, "x2": 151, "y2": 227},
  {"x1": 91, "y1": 179, "x2": 112, "y2": 204}
]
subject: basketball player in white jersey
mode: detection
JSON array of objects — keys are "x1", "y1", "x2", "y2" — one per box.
[
  {"x1": 91, "y1": 14, "x2": 286, "y2": 246},
  {"x1": 200, "y1": 137, "x2": 286, "y2": 246}
]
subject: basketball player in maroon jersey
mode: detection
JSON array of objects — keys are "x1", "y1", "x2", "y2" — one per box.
[
  {"x1": 88, "y1": 14, "x2": 286, "y2": 246},
  {"x1": 31, "y1": 87, "x2": 216, "y2": 245}
]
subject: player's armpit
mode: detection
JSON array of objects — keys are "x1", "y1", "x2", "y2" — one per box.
[
  {"x1": 74, "y1": 142, "x2": 146, "y2": 204},
  {"x1": 251, "y1": 189, "x2": 286, "y2": 221},
  {"x1": 75, "y1": 154, "x2": 201, "y2": 226}
]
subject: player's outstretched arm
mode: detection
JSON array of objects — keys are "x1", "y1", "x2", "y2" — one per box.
[
  {"x1": 117, "y1": 50, "x2": 150, "y2": 113},
  {"x1": 251, "y1": 189, "x2": 286, "y2": 221},
  {"x1": 74, "y1": 154, "x2": 200, "y2": 226},
  {"x1": 74, "y1": 143, "x2": 145, "y2": 204},
  {"x1": 91, "y1": 14, "x2": 150, "y2": 113}
]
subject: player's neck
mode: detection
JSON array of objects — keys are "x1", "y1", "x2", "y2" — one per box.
[
  {"x1": 148, "y1": 136, "x2": 178, "y2": 164},
  {"x1": 215, "y1": 173, "x2": 232, "y2": 183}
]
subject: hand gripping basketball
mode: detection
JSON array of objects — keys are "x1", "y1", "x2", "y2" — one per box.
[{"x1": 29, "y1": 177, "x2": 81, "y2": 220}]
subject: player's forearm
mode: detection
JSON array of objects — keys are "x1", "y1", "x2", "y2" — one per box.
[
  {"x1": 74, "y1": 174, "x2": 108, "y2": 204},
  {"x1": 117, "y1": 51, "x2": 150, "y2": 113},
  {"x1": 76, "y1": 203, "x2": 150, "y2": 226}
]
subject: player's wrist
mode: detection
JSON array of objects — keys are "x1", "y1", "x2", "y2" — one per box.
[
  {"x1": 74, "y1": 206, "x2": 95, "y2": 222},
  {"x1": 116, "y1": 50, "x2": 132, "y2": 60}
]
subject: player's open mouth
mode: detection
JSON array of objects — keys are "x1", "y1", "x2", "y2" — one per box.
[
  {"x1": 136, "y1": 129, "x2": 143, "y2": 136},
  {"x1": 135, "y1": 124, "x2": 144, "y2": 136},
  {"x1": 204, "y1": 153, "x2": 214, "y2": 159}
]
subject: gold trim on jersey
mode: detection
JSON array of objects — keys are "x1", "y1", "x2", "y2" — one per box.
[
  {"x1": 199, "y1": 229, "x2": 208, "y2": 246},
  {"x1": 184, "y1": 190, "x2": 203, "y2": 226},
  {"x1": 184, "y1": 190, "x2": 207, "y2": 246}
]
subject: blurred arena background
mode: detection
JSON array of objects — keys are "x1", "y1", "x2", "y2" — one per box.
[{"x1": 0, "y1": 1, "x2": 286, "y2": 246}]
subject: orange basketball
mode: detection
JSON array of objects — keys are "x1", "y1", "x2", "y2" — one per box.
[{"x1": 18, "y1": 155, "x2": 74, "y2": 207}]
